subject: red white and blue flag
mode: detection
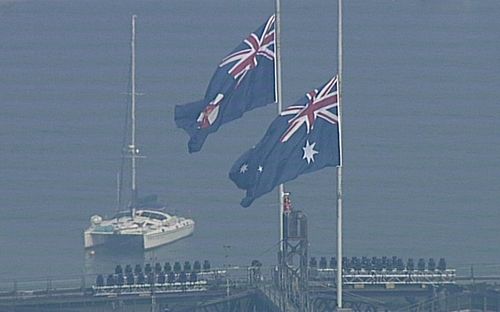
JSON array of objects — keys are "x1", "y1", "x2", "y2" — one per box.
[
  {"x1": 219, "y1": 15, "x2": 275, "y2": 85},
  {"x1": 175, "y1": 15, "x2": 276, "y2": 153},
  {"x1": 229, "y1": 76, "x2": 341, "y2": 207}
]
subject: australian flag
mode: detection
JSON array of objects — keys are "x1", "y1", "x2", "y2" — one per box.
[
  {"x1": 175, "y1": 15, "x2": 276, "y2": 153},
  {"x1": 229, "y1": 76, "x2": 341, "y2": 207}
]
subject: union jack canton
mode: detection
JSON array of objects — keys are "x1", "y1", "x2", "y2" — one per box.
[
  {"x1": 280, "y1": 76, "x2": 339, "y2": 142},
  {"x1": 219, "y1": 15, "x2": 275, "y2": 85}
]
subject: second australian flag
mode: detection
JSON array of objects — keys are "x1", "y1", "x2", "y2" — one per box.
[{"x1": 229, "y1": 76, "x2": 341, "y2": 207}]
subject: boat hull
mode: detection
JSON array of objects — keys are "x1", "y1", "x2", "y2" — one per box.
[
  {"x1": 143, "y1": 222, "x2": 194, "y2": 249},
  {"x1": 84, "y1": 223, "x2": 194, "y2": 250}
]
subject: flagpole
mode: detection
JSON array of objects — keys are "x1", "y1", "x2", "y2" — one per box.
[
  {"x1": 336, "y1": 0, "x2": 344, "y2": 309},
  {"x1": 274, "y1": 2, "x2": 287, "y2": 304},
  {"x1": 274, "y1": 0, "x2": 285, "y2": 256}
]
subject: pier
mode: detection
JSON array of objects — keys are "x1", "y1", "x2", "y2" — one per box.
[
  {"x1": 1, "y1": 268, "x2": 499, "y2": 312},
  {"x1": 1, "y1": 211, "x2": 500, "y2": 312}
]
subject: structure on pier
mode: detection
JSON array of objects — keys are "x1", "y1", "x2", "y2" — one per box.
[
  {"x1": 4, "y1": 204, "x2": 496, "y2": 312},
  {"x1": 279, "y1": 207, "x2": 309, "y2": 312}
]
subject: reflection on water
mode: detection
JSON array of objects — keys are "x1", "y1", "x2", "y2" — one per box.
[
  {"x1": 84, "y1": 246, "x2": 146, "y2": 276},
  {"x1": 83, "y1": 240, "x2": 216, "y2": 277}
]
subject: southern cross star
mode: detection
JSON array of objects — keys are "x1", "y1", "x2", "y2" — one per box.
[
  {"x1": 257, "y1": 165, "x2": 263, "y2": 173},
  {"x1": 302, "y1": 140, "x2": 318, "y2": 164},
  {"x1": 239, "y1": 163, "x2": 248, "y2": 173}
]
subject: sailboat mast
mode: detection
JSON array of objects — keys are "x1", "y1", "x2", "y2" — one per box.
[
  {"x1": 336, "y1": 0, "x2": 344, "y2": 308},
  {"x1": 130, "y1": 15, "x2": 138, "y2": 207}
]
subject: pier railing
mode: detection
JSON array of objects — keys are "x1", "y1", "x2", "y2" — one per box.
[
  {"x1": 311, "y1": 268, "x2": 457, "y2": 286},
  {"x1": 0, "y1": 265, "x2": 264, "y2": 298},
  {"x1": 2, "y1": 264, "x2": 500, "y2": 299}
]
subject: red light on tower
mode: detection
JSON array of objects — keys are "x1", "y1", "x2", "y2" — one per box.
[{"x1": 283, "y1": 192, "x2": 292, "y2": 214}]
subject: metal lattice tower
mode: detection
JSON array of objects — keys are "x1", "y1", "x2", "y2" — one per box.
[{"x1": 280, "y1": 195, "x2": 309, "y2": 312}]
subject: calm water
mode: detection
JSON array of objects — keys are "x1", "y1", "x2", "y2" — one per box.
[{"x1": 0, "y1": 0, "x2": 499, "y2": 283}]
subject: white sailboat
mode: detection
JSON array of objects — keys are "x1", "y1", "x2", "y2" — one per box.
[{"x1": 84, "y1": 15, "x2": 195, "y2": 250}]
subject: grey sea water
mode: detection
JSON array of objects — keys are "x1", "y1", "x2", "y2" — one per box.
[{"x1": 0, "y1": 0, "x2": 499, "y2": 283}]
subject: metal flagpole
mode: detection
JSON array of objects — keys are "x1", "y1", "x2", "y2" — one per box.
[
  {"x1": 274, "y1": 3, "x2": 287, "y2": 308},
  {"x1": 336, "y1": 0, "x2": 344, "y2": 309},
  {"x1": 274, "y1": 0, "x2": 285, "y2": 257}
]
